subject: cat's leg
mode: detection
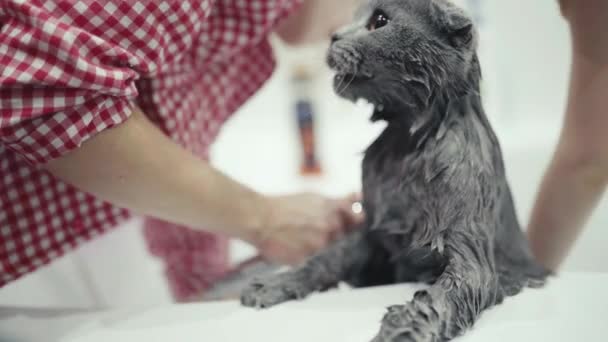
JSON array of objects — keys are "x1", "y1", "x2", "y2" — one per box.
[
  {"x1": 495, "y1": 252, "x2": 550, "y2": 298},
  {"x1": 494, "y1": 191, "x2": 551, "y2": 297},
  {"x1": 371, "y1": 233, "x2": 502, "y2": 342},
  {"x1": 241, "y1": 229, "x2": 371, "y2": 308}
]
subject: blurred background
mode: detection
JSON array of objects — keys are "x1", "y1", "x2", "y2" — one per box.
[{"x1": 1, "y1": 0, "x2": 606, "y2": 310}]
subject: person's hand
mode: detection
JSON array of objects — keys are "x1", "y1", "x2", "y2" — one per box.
[{"x1": 253, "y1": 192, "x2": 364, "y2": 265}]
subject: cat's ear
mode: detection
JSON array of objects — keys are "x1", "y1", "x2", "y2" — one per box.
[
  {"x1": 430, "y1": 0, "x2": 475, "y2": 48},
  {"x1": 448, "y1": 22, "x2": 473, "y2": 48}
]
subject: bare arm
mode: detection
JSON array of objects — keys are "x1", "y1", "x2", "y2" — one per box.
[
  {"x1": 45, "y1": 110, "x2": 268, "y2": 241},
  {"x1": 527, "y1": 0, "x2": 608, "y2": 271},
  {"x1": 46, "y1": 110, "x2": 363, "y2": 264}
]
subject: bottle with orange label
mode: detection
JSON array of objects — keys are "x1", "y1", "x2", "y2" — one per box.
[{"x1": 291, "y1": 65, "x2": 322, "y2": 176}]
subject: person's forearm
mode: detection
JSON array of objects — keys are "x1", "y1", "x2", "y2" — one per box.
[
  {"x1": 45, "y1": 109, "x2": 268, "y2": 243},
  {"x1": 528, "y1": 151, "x2": 608, "y2": 271},
  {"x1": 528, "y1": 0, "x2": 608, "y2": 270}
]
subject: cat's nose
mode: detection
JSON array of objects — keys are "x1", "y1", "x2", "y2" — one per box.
[{"x1": 330, "y1": 33, "x2": 341, "y2": 44}]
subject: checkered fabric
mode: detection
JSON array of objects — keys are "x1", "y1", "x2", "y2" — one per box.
[{"x1": 0, "y1": 0, "x2": 301, "y2": 301}]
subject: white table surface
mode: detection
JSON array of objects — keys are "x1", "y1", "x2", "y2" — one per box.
[{"x1": 1, "y1": 272, "x2": 606, "y2": 342}]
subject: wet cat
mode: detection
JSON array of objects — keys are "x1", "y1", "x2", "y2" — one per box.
[{"x1": 241, "y1": 1, "x2": 550, "y2": 341}]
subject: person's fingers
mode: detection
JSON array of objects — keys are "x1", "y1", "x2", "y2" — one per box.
[
  {"x1": 316, "y1": 220, "x2": 335, "y2": 248},
  {"x1": 322, "y1": 198, "x2": 350, "y2": 234},
  {"x1": 264, "y1": 243, "x2": 306, "y2": 266},
  {"x1": 282, "y1": 252, "x2": 304, "y2": 266},
  {"x1": 299, "y1": 237, "x2": 322, "y2": 261},
  {"x1": 258, "y1": 192, "x2": 367, "y2": 266},
  {"x1": 346, "y1": 192, "x2": 362, "y2": 203},
  {"x1": 326, "y1": 212, "x2": 347, "y2": 242},
  {"x1": 292, "y1": 246, "x2": 312, "y2": 265},
  {"x1": 328, "y1": 208, "x2": 343, "y2": 229},
  {"x1": 558, "y1": 0, "x2": 571, "y2": 18}
]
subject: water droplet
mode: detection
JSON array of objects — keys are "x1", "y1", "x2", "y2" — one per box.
[{"x1": 351, "y1": 201, "x2": 363, "y2": 214}]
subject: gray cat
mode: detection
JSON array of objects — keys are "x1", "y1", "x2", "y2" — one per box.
[{"x1": 241, "y1": 0, "x2": 550, "y2": 341}]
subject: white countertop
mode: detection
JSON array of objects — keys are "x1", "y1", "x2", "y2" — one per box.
[{"x1": 1, "y1": 272, "x2": 606, "y2": 342}]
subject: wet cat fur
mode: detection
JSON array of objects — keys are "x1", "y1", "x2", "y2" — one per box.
[{"x1": 241, "y1": 1, "x2": 550, "y2": 341}]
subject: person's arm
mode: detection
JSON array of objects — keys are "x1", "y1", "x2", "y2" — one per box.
[
  {"x1": 0, "y1": 0, "x2": 361, "y2": 267},
  {"x1": 46, "y1": 109, "x2": 363, "y2": 264},
  {"x1": 527, "y1": 0, "x2": 608, "y2": 271}
]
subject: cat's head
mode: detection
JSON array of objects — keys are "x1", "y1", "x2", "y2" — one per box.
[{"x1": 327, "y1": 0, "x2": 480, "y2": 119}]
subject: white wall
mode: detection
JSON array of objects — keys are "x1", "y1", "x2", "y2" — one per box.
[{"x1": 488, "y1": 0, "x2": 571, "y2": 123}]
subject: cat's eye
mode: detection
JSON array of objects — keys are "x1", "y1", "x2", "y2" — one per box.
[{"x1": 367, "y1": 10, "x2": 390, "y2": 31}]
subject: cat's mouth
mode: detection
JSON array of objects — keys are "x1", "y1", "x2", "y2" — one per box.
[
  {"x1": 332, "y1": 72, "x2": 373, "y2": 93},
  {"x1": 327, "y1": 46, "x2": 372, "y2": 86},
  {"x1": 334, "y1": 72, "x2": 373, "y2": 81}
]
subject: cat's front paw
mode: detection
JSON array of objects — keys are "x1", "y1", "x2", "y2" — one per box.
[
  {"x1": 370, "y1": 305, "x2": 437, "y2": 342},
  {"x1": 240, "y1": 274, "x2": 307, "y2": 309},
  {"x1": 371, "y1": 332, "x2": 432, "y2": 342},
  {"x1": 371, "y1": 329, "x2": 434, "y2": 342}
]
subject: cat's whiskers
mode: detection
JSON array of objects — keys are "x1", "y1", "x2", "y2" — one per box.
[
  {"x1": 342, "y1": 71, "x2": 358, "y2": 94},
  {"x1": 337, "y1": 65, "x2": 359, "y2": 95},
  {"x1": 335, "y1": 73, "x2": 346, "y2": 95}
]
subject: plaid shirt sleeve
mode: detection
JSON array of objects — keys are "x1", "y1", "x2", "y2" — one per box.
[
  {"x1": 0, "y1": 0, "x2": 302, "y2": 296},
  {"x1": 0, "y1": 0, "x2": 140, "y2": 165}
]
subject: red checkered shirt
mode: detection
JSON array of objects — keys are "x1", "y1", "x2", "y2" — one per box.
[{"x1": 0, "y1": 0, "x2": 301, "y2": 301}]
